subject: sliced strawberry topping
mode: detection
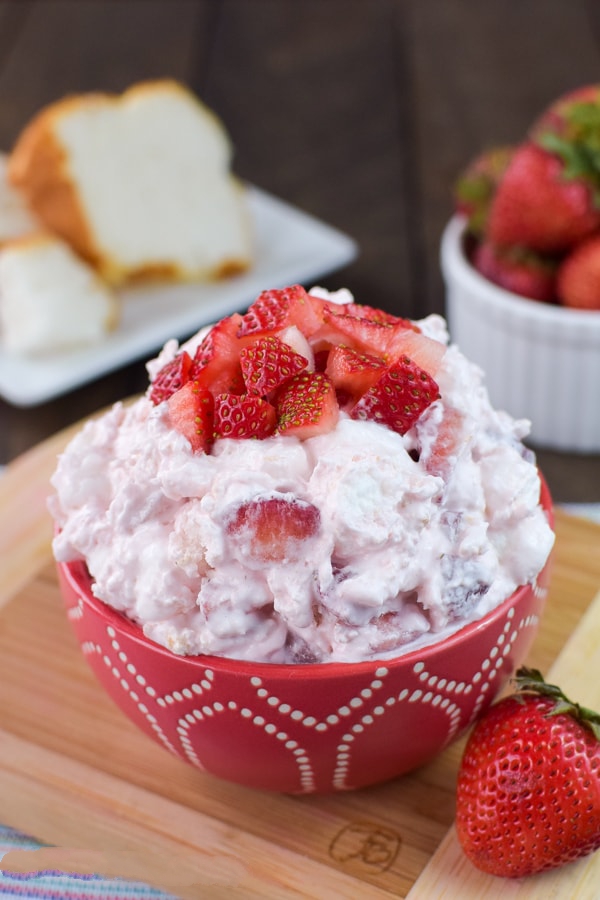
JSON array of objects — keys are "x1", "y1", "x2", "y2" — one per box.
[
  {"x1": 240, "y1": 335, "x2": 308, "y2": 397},
  {"x1": 325, "y1": 346, "x2": 386, "y2": 401},
  {"x1": 237, "y1": 284, "x2": 323, "y2": 338},
  {"x1": 149, "y1": 350, "x2": 192, "y2": 405},
  {"x1": 350, "y1": 356, "x2": 440, "y2": 436},
  {"x1": 226, "y1": 497, "x2": 321, "y2": 562},
  {"x1": 189, "y1": 314, "x2": 246, "y2": 395},
  {"x1": 313, "y1": 306, "x2": 445, "y2": 377},
  {"x1": 277, "y1": 325, "x2": 315, "y2": 370},
  {"x1": 313, "y1": 349, "x2": 330, "y2": 372},
  {"x1": 386, "y1": 327, "x2": 447, "y2": 376},
  {"x1": 313, "y1": 305, "x2": 395, "y2": 356},
  {"x1": 214, "y1": 393, "x2": 277, "y2": 440},
  {"x1": 276, "y1": 372, "x2": 339, "y2": 439},
  {"x1": 422, "y1": 407, "x2": 465, "y2": 479},
  {"x1": 151, "y1": 285, "x2": 446, "y2": 453},
  {"x1": 166, "y1": 382, "x2": 215, "y2": 453},
  {"x1": 342, "y1": 302, "x2": 414, "y2": 327}
]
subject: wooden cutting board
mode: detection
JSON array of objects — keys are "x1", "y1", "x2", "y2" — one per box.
[{"x1": 1, "y1": 420, "x2": 600, "y2": 899}]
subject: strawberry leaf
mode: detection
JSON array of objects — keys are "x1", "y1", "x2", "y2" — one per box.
[{"x1": 514, "y1": 666, "x2": 600, "y2": 740}]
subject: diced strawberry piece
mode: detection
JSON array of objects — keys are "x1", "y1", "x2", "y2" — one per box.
[
  {"x1": 350, "y1": 356, "x2": 440, "y2": 436},
  {"x1": 149, "y1": 350, "x2": 192, "y2": 405},
  {"x1": 313, "y1": 349, "x2": 330, "y2": 372},
  {"x1": 237, "y1": 285, "x2": 323, "y2": 338},
  {"x1": 312, "y1": 305, "x2": 396, "y2": 356},
  {"x1": 189, "y1": 314, "x2": 246, "y2": 395},
  {"x1": 385, "y1": 327, "x2": 447, "y2": 376},
  {"x1": 325, "y1": 346, "x2": 386, "y2": 401},
  {"x1": 214, "y1": 393, "x2": 277, "y2": 440},
  {"x1": 342, "y1": 302, "x2": 414, "y2": 328},
  {"x1": 305, "y1": 291, "x2": 329, "y2": 321},
  {"x1": 422, "y1": 407, "x2": 465, "y2": 479},
  {"x1": 276, "y1": 372, "x2": 339, "y2": 439},
  {"x1": 166, "y1": 382, "x2": 215, "y2": 453},
  {"x1": 240, "y1": 335, "x2": 308, "y2": 397},
  {"x1": 277, "y1": 325, "x2": 315, "y2": 371},
  {"x1": 226, "y1": 497, "x2": 321, "y2": 562}
]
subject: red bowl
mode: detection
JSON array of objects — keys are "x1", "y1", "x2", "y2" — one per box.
[{"x1": 57, "y1": 479, "x2": 553, "y2": 794}]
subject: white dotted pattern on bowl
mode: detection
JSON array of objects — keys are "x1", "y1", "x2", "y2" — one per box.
[{"x1": 69, "y1": 587, "x2": 545, "y2": 792}]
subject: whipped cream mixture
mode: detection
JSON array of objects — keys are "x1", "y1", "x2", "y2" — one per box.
[{"x1": 50, "y1": 302, "x2": 554, "y2": 663}]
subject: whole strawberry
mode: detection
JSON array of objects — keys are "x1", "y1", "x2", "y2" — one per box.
[
  {"x1": 472, "y1": 239, "x2": 557, "y2": 302},
  {"x1": 453, "y1": 146, "x2": 514, "y2": 238},
  {"x1": 530, "y1": 83, "x2": 600, "y2": 148},
  {"x1": 487, "y1": 142, "x2": 600, "y2": 253},
  {"x1": 557, "y1": 234, "x2": 600, "y2": 310},
  {"x1": 456, "y1": 667, "x2": 600, "y2": 878},
  {"x1": 487, "y1": 84, "x2": 600, "y2": 253}
]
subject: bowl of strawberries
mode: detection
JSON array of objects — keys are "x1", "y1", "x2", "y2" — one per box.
[{"x1": 442, "y1": 85, "x2": 600, "y2": 453}]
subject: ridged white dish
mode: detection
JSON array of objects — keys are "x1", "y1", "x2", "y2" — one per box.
[{"x1": 441, "y1": 215, "x2": 600, "y2": 452}]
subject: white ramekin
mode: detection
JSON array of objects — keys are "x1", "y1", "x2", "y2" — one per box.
[{"x1": 441, "y1": 215, "x2": 600, "y2": 452}]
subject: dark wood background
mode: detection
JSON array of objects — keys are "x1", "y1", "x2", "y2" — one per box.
[{"x1": 1, "y1": 0, "x2": 599, "y2": 501}]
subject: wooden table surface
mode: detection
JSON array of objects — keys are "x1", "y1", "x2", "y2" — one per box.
[{"x1": 1, "y1": 0, "x2": 599, "y2": 502}]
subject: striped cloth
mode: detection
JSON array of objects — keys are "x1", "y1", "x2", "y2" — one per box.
[
  {"x1": 0, "y1": 827, "x2": 174, "y2": 898},
  {"x1": 0, "y1": 461, "x2": 175, "y2": 898}
]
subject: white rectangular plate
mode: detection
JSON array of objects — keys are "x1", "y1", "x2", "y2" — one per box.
[{"x1": 0, "y1": 186, "x2": 358, "y2": 407}]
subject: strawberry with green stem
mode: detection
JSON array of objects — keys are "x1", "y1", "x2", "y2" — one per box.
[
  {"x1": 454, "y1": 146, "x2": 514, "y2": 238},
  {"x1": 488, "y1": 86, "x2": 600, "y2": 253},
  {"x1": 456, "y1": 666, "x2": 600, "y2": 878}
]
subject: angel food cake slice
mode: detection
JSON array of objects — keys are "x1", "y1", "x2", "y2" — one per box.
[
  {"x1": 8, "y1": 79, "x2": 253, "y2": 286},
  {"x1": 50, "y1": 286, "x2": 554, "y2": 664},
  {"x1": 0, "y1": 231, "x2": 119, "y2": 354},
  {"x1": 0, "y1": 153, "x2": 37, "y2": 245}
]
